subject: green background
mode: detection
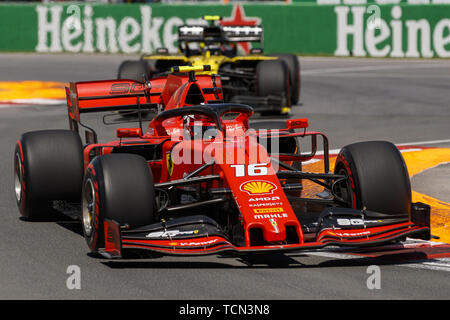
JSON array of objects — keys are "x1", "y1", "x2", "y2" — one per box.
[{"x1": 0, "y1": 3, "x2": 449, "y2": 56}]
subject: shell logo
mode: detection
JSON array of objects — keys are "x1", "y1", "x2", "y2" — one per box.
[{"x1": 240, "y1": 180, "x2": 277, "y2": 195}]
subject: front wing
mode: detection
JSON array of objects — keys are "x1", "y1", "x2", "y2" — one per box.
[{"x1": 102, "y1": 218, "x2": 429, "y2": 258}]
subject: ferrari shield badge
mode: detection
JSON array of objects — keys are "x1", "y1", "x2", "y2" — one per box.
[{"x1": 166, "y1": 151, "x2": 173, "y2": 176}]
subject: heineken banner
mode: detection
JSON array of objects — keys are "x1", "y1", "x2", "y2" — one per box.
[{"x1": 1, "y1": 3, "x2": 450, "y2": 57}]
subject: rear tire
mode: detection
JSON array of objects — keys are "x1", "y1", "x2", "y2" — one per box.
[
  {"x1": 117, "y1": 60, "x2": 149, "y2": 82},
  {"x1": 82, "y1": 154, "x2": 156, "y2": 253},
  {"x1": 274, "y1": 54, "x2": 301, "y2": 105},
  {"x1": 14, "y1": 130, "x2": 83, "y2": 221},
  {"x1": 334, "y1": 141, "x2": 411, "y2": 216},
  {"x1": 256, "y1": 60, "x2": 290, "y2": 115}
]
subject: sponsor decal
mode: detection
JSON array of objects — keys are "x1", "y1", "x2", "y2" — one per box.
[
  {"x1": 146, "y1": 229, "x2": 198, "y2": 238},
  {"x1": 336, "y1": 218, "x2": 383, "y2": 226},
  {"x1": 36, "y1": 5, "x2": 185, "y2": 53},
  {"x1": 254, "y1": 213, "x2": 288, "y2": 219},
  {"x1": 109, "y1": 82, "x2": 144, "y2": 95},
  {"x1": 249, "y1": 202, "x2": 283, "y2": 208},
  {"x1": 179, "y1": 239, "x2": 219, "y2": 246},
  {"x1": 7, "y1": 3, "x2": 450, "y2": 59},
  {"x1": 253, "y1": 207, "x2": 283, "y2": 214},
  {"x1": 336, "y1": 218, "x2": 365, "y2": 226},
  {"x1": 335, "y1": 5, "x2": 450, "y2": 58},
  {"x1": 240, "y1": 180, "x2": 277, "y2": 195},
  {"x1": 334, "y1": 231, "x2": 371, "y2": 237},
  {"x1": 249, "y1": 196, "x2": 281, "y2": 202},
  {"x1": 34, "y1": 4, "x2": 260, "y2": 55}
]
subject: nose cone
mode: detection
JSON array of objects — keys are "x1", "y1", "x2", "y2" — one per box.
[
  {"x1": 247, "y1": 213, "x2": 300, "y2": 245},
  {"x1": 264, "y1": 218, "x2": 287, "y2": 243}
]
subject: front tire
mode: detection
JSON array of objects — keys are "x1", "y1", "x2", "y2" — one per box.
[
  {"x1": 82, "y1": 154, "x2": 156, "y2": 253},
  {"x1": 334, "y1": 141, "x2": 411, "y2": 216}
]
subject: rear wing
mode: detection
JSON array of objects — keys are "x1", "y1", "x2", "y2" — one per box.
[
  {"x1": 66, "y1": 79, "x2": 165, "y2": 142},
  {"x1": 222, "y1": 25, "x2": 263, "y2": 43},
  {"x1": 178, "y1": 25, "x2": 263, "y2": 44},
  {"x1": 66, "y1": 79, "x2": 165, "y2": 123}
]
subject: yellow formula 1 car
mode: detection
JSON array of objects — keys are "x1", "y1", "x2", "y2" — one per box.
[{"x1": 117, "y1": 16, "x2": 300, "y2": 115}]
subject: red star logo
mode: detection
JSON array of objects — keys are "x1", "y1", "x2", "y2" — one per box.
[{"x1": 220, "y1": 5, "x2": 261, "y2": 54}]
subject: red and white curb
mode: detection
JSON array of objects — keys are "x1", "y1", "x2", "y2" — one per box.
[{"x1": 0, "y1": 98, "x2": 65, "y2": 107}]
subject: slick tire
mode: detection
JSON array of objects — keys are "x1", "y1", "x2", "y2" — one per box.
[
  {"x1": 117, "y1": 60, "x2": 149, "y2": 82},
  {"x1": 274, "y1": 54, "x2": 301, "y2": 105},
  {"x1": 334, "y1": 141, "x2": 411, "y2": 216},
  {"x1": 14, "y1": 130, "x2": 83, "y2": 221},
  {"x1": 256, "y1": 60, "x2": 290, "y2": 115},
  {"x1": 82, "y1": 154, "x2": 156, "y2": 253}
]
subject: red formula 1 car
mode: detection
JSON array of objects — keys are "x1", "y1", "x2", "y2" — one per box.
[{"x1": 14, "y1": 66, "x2": 430, "y2": 258}]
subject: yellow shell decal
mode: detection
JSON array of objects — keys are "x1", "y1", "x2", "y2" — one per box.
[{"x1": 240, "y1": 180, "x2": 277, "y2": 195}]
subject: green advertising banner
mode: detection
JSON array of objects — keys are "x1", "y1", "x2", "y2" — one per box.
[{"x1": 0, "y1": 3, "x2": 449, "y2": 58}]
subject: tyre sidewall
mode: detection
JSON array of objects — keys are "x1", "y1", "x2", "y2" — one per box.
[
  {"x1": 82, "y1": 154, "x2": 155, "y2": 253},
  {"x1": 83, "y1": 163, "x2": 104, "y2": 252},
  {"x1": 14, "y1": 130, "x2": 83, "y2": 220},
  {"x1": 274, "y1": 54, "x2": 300, "y2": 104},
  {"x1": 335, "y1": 141, "x2": 411, "y2": 215},
  {"x1": 256, "y1": 60, "x2": 290, "y2": 102},
  {"x1": 117, "y1": 60, "x2": 149, "y2": 81}
]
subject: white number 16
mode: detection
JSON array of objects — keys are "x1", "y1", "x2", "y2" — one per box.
[{"x1": 230, "y1": 163, "x2": 268, "y2": 177}]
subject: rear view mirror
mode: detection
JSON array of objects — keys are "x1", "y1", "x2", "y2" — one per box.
[
  {"x1": 116, "y1": 128, "x2": 142, "y2": 138},
  {"x1": 286, "y1": 118, "x2": 308, "y2": 130}
]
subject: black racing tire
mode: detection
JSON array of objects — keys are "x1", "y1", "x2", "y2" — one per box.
[
  {"x1": 117, "y1": 60, "x2": 152, "y2": 118},
  {"x1": 14, "y1": 130, "x2": 83, "y2": 221},
  {"x1": 117, "y1": 60, "x2": 149, "y2": 82},
  {"x1": 256, "y1": 60, "x2": 289, "y2": 98},
  {"x1": 333, "y1": 141, "x2": 411, "y2": 216},
  {"x1": 82, "y1": 154, "x2": 156, "y2": 253},
  {"x1": 274, "y1": 54, "x2": 301, "y2": 105},
  {"x1": 256, "y1": 60, "x2": 290, "y2": 115}
]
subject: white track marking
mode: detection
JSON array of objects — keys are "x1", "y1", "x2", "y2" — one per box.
[
  {"x1": 0, "y1": 99, "x2": 65, "y2": 107},
  {"x1": 398, "y1": 148, "x2": 423, "y2": 153},
  {"x1": 404, "y1": 259, "x2": 450, "y2": 272},
  {"x1": 396, "y1": 139, "x2": 450, "y2": 146}
]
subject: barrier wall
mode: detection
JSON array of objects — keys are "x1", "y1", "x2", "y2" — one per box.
[{"x1": 1, "y1": 3, "x2": 449, "y2": 57}]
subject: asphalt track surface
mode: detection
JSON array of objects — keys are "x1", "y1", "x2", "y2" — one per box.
[{"x1": 0, "y1": 53, "x2": 450, "y2": 300}]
